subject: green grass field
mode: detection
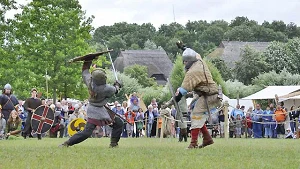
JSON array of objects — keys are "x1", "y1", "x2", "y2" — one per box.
[{"x1": 0, "y1": 137, "x2": 299, "y2": 169}]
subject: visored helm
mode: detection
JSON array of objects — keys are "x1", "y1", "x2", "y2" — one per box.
[
  {"x1": 4, "y1": 83, "x2": 12, "y2": 90},
  {"x1": 91, "y1": 68, "x2": 107, "y2": 85},
  {"x1": 182, "y1": 48, "x2": 198, "y2": 62}
]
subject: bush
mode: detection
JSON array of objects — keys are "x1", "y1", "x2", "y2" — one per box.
[{"x1": 225, "y1": 80, "x2": 262, "y2": 99}]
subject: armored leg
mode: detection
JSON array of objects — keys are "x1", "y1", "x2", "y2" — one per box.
[
  {"x1": 199, "y1": 124, "x2": 214, "y2": 149},
  {"x1": 63, "y1": 122, "x2": 96, "y2": 146},
  {"x1": 110, "y1": 117, "x2": 123, "y2": 147},
  {"x1": 187, "y1": 128, "x2": 200, "y2": 149}
]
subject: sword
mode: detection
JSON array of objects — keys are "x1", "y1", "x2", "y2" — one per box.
[
  {"x1": 103, "y1": 43, "x2": 118, "y2": 81},
  {"x1": 167, "y1": 78, "x2": 184, "y2": 123}
]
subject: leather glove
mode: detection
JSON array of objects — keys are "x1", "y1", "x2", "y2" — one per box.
[
  {"x1": 175, "y1": 92, "x2": 183, "y2": 102},
  {"x1": 114, "y1": 80, "x2": 122, "y2": 88},
  {"x1": 82, "y1": 61, "x2": 92, "y2": 71}
]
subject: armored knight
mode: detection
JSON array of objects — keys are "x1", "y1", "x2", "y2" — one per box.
[
  {"x1": 60, "y1": 60, "x2": 123, "y2": 147},
  {"x1": 0, "y1": 84, "x2": 19, "y2": 122},
  {"x1": 173, "y1": 44, "x2": 222, "y2": 149}
]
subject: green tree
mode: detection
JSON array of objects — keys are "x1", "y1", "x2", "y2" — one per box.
[
  {"x1": 170, "y1": 55, "x2": 185, "y2": 92},
  {"x1": 224, "y1": 25, "x2": 255, "y2": 41},
  {"x1": 225, "y1": 80, "x2": 262, "y2": 99},
  {"x1": 234, "y1": 45, "x2": 268, "y2": 85},
  {"x1": 10, "y1": 0, "x2": 93, "y2": 101},
  {"x1": 252, "y1": 68, "x2": 300, "y2": 87},
  {"x1": 264, "y1": 41, "x2": 296, "y2": 74},
  {"x1": 106, "y1": 70, "x2": 142, "y2": 103},
  {"x1": 200, "y1": 25, "x2": 225, "y2": 45},
  {"x1": 144, "y1": 39, "x2": 158, "y2": 50},
  {"x1": 205, "y1": 60, "x2": 228, "y2": 95},
  {"x1": 211, "y1": 59, "x2": 233, "y2": 81},
  {"x1": 229, "y1": 16, "x2": 249, "y2": 27},
  {"x1": 124, "y1": 64, "x2": 157, "y2": 88}
]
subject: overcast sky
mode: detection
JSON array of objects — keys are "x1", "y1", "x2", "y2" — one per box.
[{"x1": 7, "y1": 0, "x2": 300, "y2": 29}]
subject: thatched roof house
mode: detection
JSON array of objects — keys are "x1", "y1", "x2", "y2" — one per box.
[
  {"x1": 114, "y1": 50, "x2": 173, "y2": 85},
  {"x1": 208, "y1": 41, "x2": 270, "y2": 69}
]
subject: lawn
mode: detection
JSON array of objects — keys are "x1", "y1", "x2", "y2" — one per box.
[{"x1": 0, "y1": 137, "x2": 299, "y2": 169}]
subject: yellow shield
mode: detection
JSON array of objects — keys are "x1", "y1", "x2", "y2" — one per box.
[{"x1": 68, "y1": 118, "x2": 86, "y2": 136}]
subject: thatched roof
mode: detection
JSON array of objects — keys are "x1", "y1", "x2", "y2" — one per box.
[
  {"x1": 207, "y1": 41, "x2": 270, "y2": 69},
  {"x1": 114, "y1": 50, "x2": 173, "y2": 85}
]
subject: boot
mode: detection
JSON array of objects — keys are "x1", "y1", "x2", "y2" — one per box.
[
  {"x1": 109, "y1": 137, "x2": 120, "y2": 148},
  {"x1": 37, "y1": 134, "x2": 42, "y2": 140},
  {"x1": 187, "y1": 128, "x2": 200, "y2": 149},
  {"x1": 178, "y1": 129, "x2": 183, "y2": 142},
  {"x1": 199, "y1": 125, "x2": 214, "y2": 149},
  {"x1": 182, "y1": 128, "x2": 188, "y2": 142},
  {"x1": 58, "y1": 140, "x2": 70, "y2": 148}
]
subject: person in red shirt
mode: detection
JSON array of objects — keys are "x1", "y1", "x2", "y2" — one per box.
[
  {"x1": 245, "y1": 113, "x2": 252, "y2": 138},
  {"x1": 125, "y1": 107, "x2": 136, "y2": 137}
]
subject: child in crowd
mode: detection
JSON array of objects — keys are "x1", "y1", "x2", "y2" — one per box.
[
  {"x1": 229, "y1": 118, "x2": 235, "y2": 138},
  {"x1": 235, "y1": 114, "x2": 242, "y2": 138}
]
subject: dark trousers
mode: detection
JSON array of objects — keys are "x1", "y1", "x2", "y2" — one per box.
[
  {"x1": 50, "y1": 126, "x2": 64, "y2": 138},
  {"x1": 68, "y1": 117, "x2": 123, "y2": 146},
  {"x1": 2, "y1": 110, "x2": 11, "y2": 122},
  {"x1": 276, "y1": 124, "x2": 285, "y2": 135},
  {"x1": 23, "y1": 112, "x2": 32, "y2": 136}
]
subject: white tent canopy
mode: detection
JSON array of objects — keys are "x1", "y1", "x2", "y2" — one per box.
[{"x1": 241, "y1": 86, "x2": 300, "y2": 100}]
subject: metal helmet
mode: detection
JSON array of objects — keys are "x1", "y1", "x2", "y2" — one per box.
[
  {"x1": 4, "y1": 83, "x2": 12, "y2": 90},
  {"x1": 91, "y1": 68, "x2": 107, "y2": 85},
  {"x1": 182, "y1": 48, "x2": 198, "y2": 62}
]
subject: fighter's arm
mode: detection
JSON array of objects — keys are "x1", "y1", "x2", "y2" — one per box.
[
  {"x1": 23, "y1": 99, "x2": 32, "y2": 112},
  {"x1": 82, "y1": 61, "x2": 92, "y2": 86}
]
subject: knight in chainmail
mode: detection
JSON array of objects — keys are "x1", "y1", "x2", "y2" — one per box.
[
  {"x1": 172, "y1": 44, "x2": 222, "y2": 149},
  {"x1": 60, "y1": 60, "x2": 123, "y2": 148}
]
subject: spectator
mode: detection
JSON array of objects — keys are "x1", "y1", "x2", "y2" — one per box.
[
  {"x1": 245, "y1": 113, "x2": 252, "y2": 138},
  {"x1": 150, "y1": 98, "x2": 158, "y2": 108},
  {"x1": 274, "y1": 105, "x2": 287, "y2": 138},
  {"x1": 124, "y1": 107, "x2": 136, "y2": 137},
  {"x1": 50, "y1": 105, "x2": 64, "y2": 138},
  {"x1": 218, "y1": 110, "x2": 225, "y2": 138},
  {"x1": 129, "y1": 92, "x2": 139, "y2": 105},
  {"x1": 135, "y1": 108, "x2": 144, "y2": 137},
  {"x1": 121, "y1": 101, "x2": 128, "y2": 112},
  {"x1": 67, "y1": 102, "x2": 75, "y2": 115},
  {"x1": 115, "y1": 104, "x2": 125, "y2": 116},
  {"x1": 270, "y1": 115, "x2": 277, "y2": 138},
  {"x1": 53, "y1": 102, "x2": 65, "y2": 138},
  {"x1": 229, "y1": 118, "x2": 235, "y2": 138},
  {"x1": 235, "y1": 114, "x2": 242, "y2": 138},
  {"x1": 0, "y1": 112, "x2": 6, "y2": 139},
  {"x1": 145, "y1": 105, "x2": 158, "y2": 137},
  {"x1": 69, "y1": 109, "x2": 85, "y2": 122},
  {"x1": 252, "y1": 104, "x2": 263, "y2": 138},
  {"x1": 111, "y1": 101, "x2": 119, "y2": 113},
  {"x1": 230, "y1": 104, "x2": 243, "y2": 120},
  {"x1": 285, "y1": 128, "x2": 295, "y2": 139},
  {"x1": 263, "y1": 105, "x2": 273, "y2": 138},
  {"x1": 130, "y1": 98, "x2": 139, "y2": 112},
  {"x1": 289, "y1": 106, "x2": 299, "y2": 133},
  {"x1": 61, "y1": 99, "x2": 69, "y2": 137},
  {"x1": 6, "y1": 110, "x2": 22, "y2": 139}
]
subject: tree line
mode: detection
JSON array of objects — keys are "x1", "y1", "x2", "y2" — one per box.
[{"x1": 2, "y1": 0, "x2": 300, "y2": 102}]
